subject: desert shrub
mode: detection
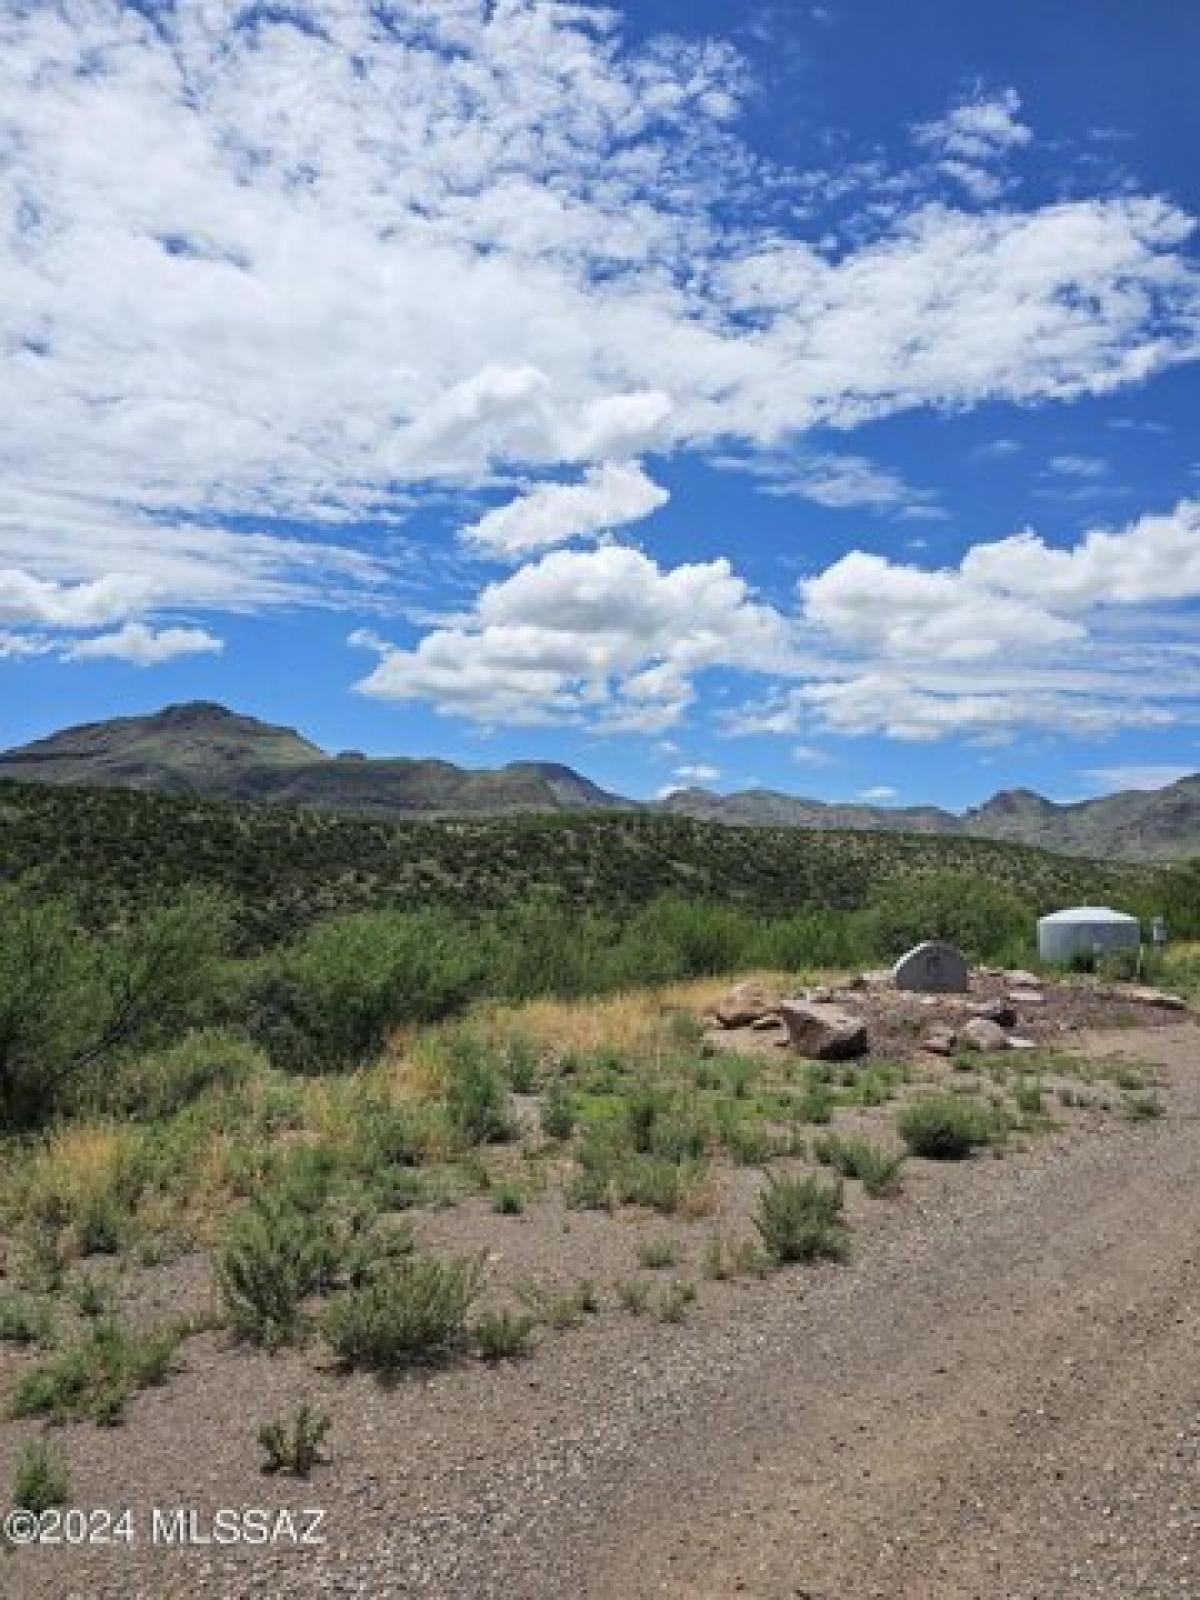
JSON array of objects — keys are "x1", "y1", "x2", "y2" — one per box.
[
  {"x1": 1014, "y1": 1079, "x2": 1044, "y2": 1116},
  {"x1": 501, "y1": 1037, "x2": 539, "y2": 1093},
  {"x1": 249, "y1": 910, "x2": 478, "y2": 1072},
  {"x1": 0, "y1": 887, "x2": 230, "y2": 1130},
  {"x1": 657, "y1": 1279, "x2": 698, "y2": 1323},
  {"x1": 898, "y1": 1096, "x2": 995, "y2": 1159},
  {"x1": 443, "y1": 1039, "x2": 514, "y2": 1146},
  {"x1": 491, "y1": 1183, "x2": 525, "y2": 1216},
  {"x1": 865, "y1": 872, "x2": 1033, "y2": 964},
  {"x1": 702, "y1": 1232, "x2": 770, "y2": 1281},
  {"x1": 258, "y1": 1405, "x2": 331, "y2": 1477},
  {"x1": 539, "y1": 1081, "x2": 576, "y2": 1140},
  {"x1": 10, "y1": 1440, "x2": 70, "y2": 1515},
  {"x1": 473, "y1": 1309, "x2": 535, "y2": 1361},
  {"x1": 796, "y1": 1071, "x2": 835, "y2": 1125},
  {"x1": 813, "y1": 1134, "x2": 904, "y2": 1196},
  {"x1": 216, "y1": 1195, "x2": 339, "y2": 1349},
  {"x1": 104, "y1": 1030, "x2": 266, "y2": 1120},
  {"x1": 8, "y1": 1318, "x2": 183, "y2": 1425},
  {"x1": 0, "y1": 1293, "x2": 54, "y2": 1347},
  {"x1": 754, "y1": 1173, "x2": 846, "y2": 1264},
  {"x1": 615, "y1": 1278, "x2": 650, "y2": 1314},
  {"x1": 636, "y1": 1237, "x2": 680, "y2": 1270},
  {"x1": 324, "y1": 1253, "x2": 483, "y2": 1370}
]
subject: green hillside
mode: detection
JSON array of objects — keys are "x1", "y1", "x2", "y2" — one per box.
[{"x1": 0, "y1": 775, "x2": 1176, "y2": 950}]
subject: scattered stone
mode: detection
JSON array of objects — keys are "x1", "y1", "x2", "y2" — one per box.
[
  {"x1": 1009, "y1": 1036, "x2": 1038, "y2": 1051},
  {"x1": 713, "y1": 980, "x2": 781, "y2": 1028},
  {"x1": 860, "y1": 969, "x2": 894, "y2": 989},
  {"x1": 921, "y1": 1025, "x2": 958, "y2": 1056},
  {"x1": 750, "y1": 1013, "x2": 784, "y2": 1032},
  {"x1": 778, "y1": 1001, "x2": 869, "y2": 1061},
  {"x1": 968, "y1": 999, "x2": 1018, "y2": 1028},
  {"x1": 1005, "y1": 969, "x2": 1041, "y2": 988},
  {"x1": 1124, "y1": 987, "x2": 1188, "y2": 1012},
  {"x1": 807, "y1": 985, "x2": 835, "y2": 1003},
  {"x1": 1009, "y1": 988, "x2": 1045, "y2": 1007},
  {"x1": 892, "y1": 941, "x2": 969, "y2": 994},
  {"x1": 960, "y1": 1017, "x2": 1010, "y2": 1052}
]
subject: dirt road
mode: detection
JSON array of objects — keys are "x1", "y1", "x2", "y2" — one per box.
[
  {"x1": 400, "y1": 1023, "x2": 1200, "y2": 1600},
  {"x1": 7, "y1": 1023, "x2": 1197, "y2": 1600}
]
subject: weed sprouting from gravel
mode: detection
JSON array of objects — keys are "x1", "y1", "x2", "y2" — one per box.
[
  {"x1": 8, "y1": 1318, "x2": 184, "y2": 1425},
  {"x1": 813, "y1": 1134, "x2": 904, "y2": 1196},
  {"x1": 636, "y1": 1237, "x2": 680, "y2": 1270},
  {"x1": 258, "y1": 1405, "x2": 331, "y2": 1477},
  {"x1": 10, "y1": 1440, "x2": 70, "y2": 1516},
  {"x1": 474, "y1": 1309, "x2": 536, "y2": 1361}
]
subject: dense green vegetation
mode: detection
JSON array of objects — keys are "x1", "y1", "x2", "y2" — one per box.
[{"x1": 2, "y1": 777, "x2": 1189, "y2": 952}]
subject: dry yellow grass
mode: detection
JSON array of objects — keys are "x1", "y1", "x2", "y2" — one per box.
[{"x1": 458, "y1": 972, "x2": 801, "y2": 1060}]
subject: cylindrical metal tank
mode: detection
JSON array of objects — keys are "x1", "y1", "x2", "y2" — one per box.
[{"x1": 1037, "y1": 906, "x2": 1141, "y2": 964}]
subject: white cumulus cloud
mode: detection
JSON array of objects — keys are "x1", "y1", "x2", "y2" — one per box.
[{"x1": 463, "y1": 463, "x2": 669, "y2": 558}]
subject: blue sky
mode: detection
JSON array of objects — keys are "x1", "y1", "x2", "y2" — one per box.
[{"x1": 2, "y1": 0, "x2": 1198, "y2": 807}]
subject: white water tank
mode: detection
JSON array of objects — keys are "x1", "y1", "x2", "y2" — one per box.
[{"x1": 1037, "y1": 905, "x2": 1141, "y2": 964}]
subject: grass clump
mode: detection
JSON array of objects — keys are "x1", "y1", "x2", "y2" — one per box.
[
  {"x1": 754, "y1": 1173, "x2": 846, "y2": 1265},
  {"x1": 657, "y1": 1280, "x2": 698, "y2": 1323},
  {"x1": 897, "y1": 1095, "x2": 995, "y2": 1160},
  {"x1": 10, "y1": 1440, "x2": 70, "y2": 1515},
  {"x1": 636, "y1": 1237, "x2": 680, "y2": 1270},
  {"x1": 813, "y1": 1134, "x2": 904, "y2": 1196},
  {"x1": 8, "y1": 1318, "x2": 183, "y2": 1425},
  {"x1": 539, "y1": 1081, "x2": 576, "y2": 1140},
  {"x1": 491, "y1": 1183, "x2": 526, "y2": 1216},
  {"x1": 324, "y1": 1253, "x2": 482, "y2": 1370},
  {"x1": 258, "y1": 1405, "x2": 331, "y2": 1477},
  {"x1": 473, "y1": 1308, "x2": 536, "y2": 1361},
  {"x1": 1013, "y1": 1078, "x2": 1044, "y2": 1116},
  {"x1": 0, "y1": 1293, "x2": 55, "y2": 1348},
  {"x1": 615, "y1": 1278, "x2": 650, "y2": 1314}
]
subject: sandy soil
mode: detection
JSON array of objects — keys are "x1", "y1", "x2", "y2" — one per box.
[{"x1": 2, "y1": 1020, "x2": 1196, "y2": 1600}]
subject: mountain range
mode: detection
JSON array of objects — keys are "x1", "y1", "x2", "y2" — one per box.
[{"x1": 0, "y1": 702, "x2": 1195, "y2": 862}]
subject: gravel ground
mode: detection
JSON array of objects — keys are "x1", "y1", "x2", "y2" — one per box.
[{"x1": 2, "y1": 1021, "x2": 1196, "y2": 1600}]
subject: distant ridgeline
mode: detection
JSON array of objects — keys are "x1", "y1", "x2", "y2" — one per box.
[
  {"x1": 2, "y1": 774, "x2": 1192, "y2": 953},
  {"x1": 0, "y1": 703, "x2": 1198, "y2": 862}
]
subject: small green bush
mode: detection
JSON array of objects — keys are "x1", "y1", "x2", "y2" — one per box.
[
  {"x1": 8, "y1": 1318, "x2": 183, "y2": 1425},
  {"x1": 657, "y1": 1279, "x2": 698, "y2": 1323},
  {"x1": 636, "y1": 1238, "x2": 680, "y2": 1270},
  {"x1": 10, "y1": 1440, "x2": 70, "y2": 1515},
  {"x1": 491, "y1": 1183, "x2": 526, "y2": 1216},
  {"x1": 897, "y1": 1096, "x2": 995, "y2": 1160},
  {"x1": 0, "y1": 1293, "x2": 54, "y2": 1347},
  {"x1": 539, "y1": 1081, "x2": 576, "y2": 1140},
  {"x1": 444, "y1": 1041, "x2": 514, "y2": 1146},
  {"x1": 324, "y1": 1253, "x2": 482, "y2": 1370},
  {"x1": 615, "y1": 1278, "x2": 650, "y2": 1314},
  {"x1": 107, "y1": 1030, "x2": 266, "y2": 1120},
  {"x1": 258, "y1": 1405, "x2": 331, "y2": 1477},
  {"x1": 473, "y1": 1309, "x2": 535, "y2": 1361},
  {"x1": 216, "y1": 1196, "x2": 338, "y2": 1349},
  {"x1": 754, "y1": 1173, "x2": 846, "y2": 1264},
  {"x1": 813, "y1": 1135, "x2": 904, "y2": 1196},
  {"x1": 1014, "y1": 1078, "x2": 1044, "y2": 1116}
]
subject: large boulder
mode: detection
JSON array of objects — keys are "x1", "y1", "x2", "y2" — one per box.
[
  {"x1": 892, "y1": 941, "x2": 969, "y2": 994},
  {"x1": 713, "y1": 980, "x2": 781, "y2": 1028},
  {"x1": 960, "y1": 1017, "x2": 1010, "y2": 1052},
  {"x1": 778, "y1": 1001, "x2": 869, "y2": 1061}
]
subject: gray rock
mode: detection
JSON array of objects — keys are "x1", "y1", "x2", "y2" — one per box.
[
  {"x1": 893, "y1": 940, "x2": 969, "y2": 994},
  {"x1": 968, "y1": 999, "x2": 1018, "y2": 1028},
  {"x1": 1008, "y1": 988, "x2": 1045, "y2": 1007},
  {"x1": 713, "y1": 980, "x2": 781, "y2": 1028},
  {"x1": 1004, "y1": 969, "x2": 1041, "y2": 988},
  {"x1": 778, "y1": 1001, "x2": 869, "y2": 1061},
  {"x1": 960, "y1": 1017, "x2": 1010, "y2": 1052},
  {"x1": 921, "y1": 1024, "x2": 958, "y2": 1056}
]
